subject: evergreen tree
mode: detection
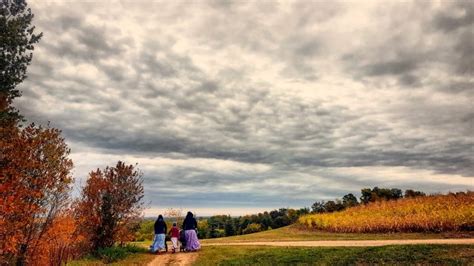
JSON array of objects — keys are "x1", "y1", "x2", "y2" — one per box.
[{"x1": 0, "y1": 0, "x2": 42, "y2": 126}]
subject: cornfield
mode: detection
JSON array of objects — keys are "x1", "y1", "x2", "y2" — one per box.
[{"x1": 299, "y1": 192, "x2": 474, "y2": 233}]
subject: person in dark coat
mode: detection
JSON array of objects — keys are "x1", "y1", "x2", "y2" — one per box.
[
  {"x1": 182, "y1": 211, "x2": 200, "y2": 251},
  {"x1": 150, "y1": 215, "x2": 167, "y2": 253}
]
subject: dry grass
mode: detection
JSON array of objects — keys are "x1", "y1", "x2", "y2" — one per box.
[{"x1": 299, "y1": 192, "x2": 474, "y2": 233}]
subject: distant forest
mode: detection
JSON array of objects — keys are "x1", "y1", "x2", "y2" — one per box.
[{"x1": 137, "y1": 187, "x2": 428, "y2": 240}]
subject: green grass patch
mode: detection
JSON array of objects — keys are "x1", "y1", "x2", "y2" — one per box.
[
  {"x1": 194, "y1": 244, "x2": 474, "y2": 265},
  {"x1": 201, "y1": 225, "x2": 473, "y2": 243},
  {"x1": 67, "y1": 244, "x2": 154, "y2": 265}
]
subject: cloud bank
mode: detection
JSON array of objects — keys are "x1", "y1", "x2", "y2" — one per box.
[{"x1": 16, "y1": 1, "x2": 473, "y2": 216}]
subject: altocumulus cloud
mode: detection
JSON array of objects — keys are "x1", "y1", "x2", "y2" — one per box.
[{"x1": 15, "y1": 1, "x2": 473, "y2": 216}]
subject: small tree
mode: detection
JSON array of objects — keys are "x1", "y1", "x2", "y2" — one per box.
[{"x1": 75, "y1": 161, "x2": 144, "y2": 251}]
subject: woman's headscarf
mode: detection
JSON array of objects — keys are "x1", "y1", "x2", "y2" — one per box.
[
  {"x1": 185, "y1": 212, "x2": 193, "y2": 220},
  {"x1": 155, "y1": 214, "x2": 164, "y2": 225}
]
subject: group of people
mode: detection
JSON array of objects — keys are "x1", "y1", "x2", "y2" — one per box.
[{"x1": 150, "y1": 211, "x2": 201, "y2": 254}]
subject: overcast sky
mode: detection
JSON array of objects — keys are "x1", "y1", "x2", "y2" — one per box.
[{"x1": 16, "y1": 0, "x2": 473, "y2": 216}]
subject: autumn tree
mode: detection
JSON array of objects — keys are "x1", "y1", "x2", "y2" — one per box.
[
  {"x1": 0, "y1": 124, "x2": 74, "y2": 265},
  {"x1": 0, "y1": 0, "x2": 42, "y2": 126},
  {"x1": 75, "y1": 161, "x2": 144, "y2": 251}
]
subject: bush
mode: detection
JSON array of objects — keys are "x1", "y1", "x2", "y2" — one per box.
[{"x1": 242, "y1": 223, "x2": 263, "y2": 234}]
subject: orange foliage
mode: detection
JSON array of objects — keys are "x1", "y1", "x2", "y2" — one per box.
[
  {"x1": 74, "y1": 161, "x2": 144, "y2": 251},
  {"x1": 0, "y1": 124, "x2": 73, "y2": 264},
  {"x1": 299, "y1": 192, "x2": 474, "y2": 233},
  {"x1": 34, "y1": 212, "x2": 86, "y2": 265}
]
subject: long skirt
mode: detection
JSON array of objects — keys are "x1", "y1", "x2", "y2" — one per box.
[
  {"x1": 185, "y1": 230, "x2": 201, "y2": 251},
  {"x1": 171, "y1": 237, "x2": 178, "y2": 250},
  {"x1": 150, "y1": 233, "x2": 166, "y2": 252}
]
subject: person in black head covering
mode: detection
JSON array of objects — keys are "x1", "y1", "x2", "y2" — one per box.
[
  {"x1": 182, "y1": 211, "x2": 200, "y2": 251},
  {"x1": 150, "y1": 215, "x2": 167, "y2": 253}
]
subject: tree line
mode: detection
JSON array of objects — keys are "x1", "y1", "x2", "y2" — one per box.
[
  {"x1": 311, "y1": 187, "x2": 426, "y2": 214},
  {"x1": 135, "y1": 207, "x2": 310, "y2": 241},
  {"x1": 196, "y1": 208, "x2": 310, "y2": 238}
]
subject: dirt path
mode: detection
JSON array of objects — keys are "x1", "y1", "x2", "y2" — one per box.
[
  {"x1": 147, "y1": 239, "x2": 474, "y2": 265},
  {"x1": 147, "y1": 251, "x2": 198, "y2": 266}
]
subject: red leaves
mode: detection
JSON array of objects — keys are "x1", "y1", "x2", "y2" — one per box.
[
  {"x1": 1, "y1": 125, "x2": 144, "y2": 263},
  {"x1": 74, "y1": 161, "x2": 144, "y2": 251},
  {"x1": 34, "y1": 212, "x2": 85, "y2": 265},
  {"x1": 0, "y1": 124, "x2": 73, "y2": 264}
]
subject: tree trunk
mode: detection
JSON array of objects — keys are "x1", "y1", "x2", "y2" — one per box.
[{"x1": 15, "y1": 244, "x2": 27, "y2": 266}]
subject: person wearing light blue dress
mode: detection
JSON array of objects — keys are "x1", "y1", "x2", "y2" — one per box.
[{"x1": 150, "y1": 215, "x2": 167, "y2": 253}]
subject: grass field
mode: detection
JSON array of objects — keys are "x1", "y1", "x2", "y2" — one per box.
[
  {"x1": 199, "y1": 225, "x2": 474, "y2": 243},
  {"x1": 194, "y1": 245, "x2": 474, "y2": 265}
]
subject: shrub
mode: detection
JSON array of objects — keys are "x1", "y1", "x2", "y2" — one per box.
[{"x1": 242, "y1": 223, "x2": 263, "y2": 234}]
